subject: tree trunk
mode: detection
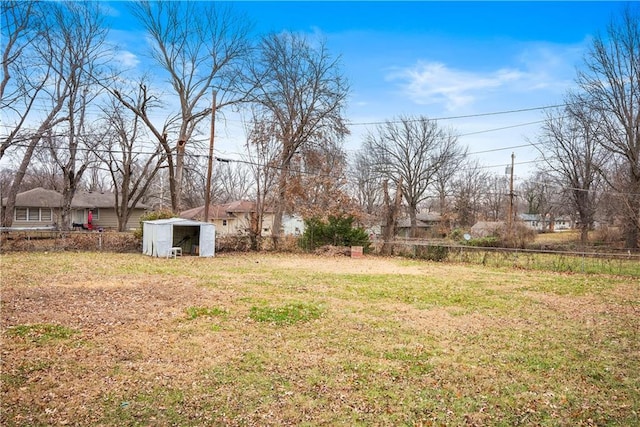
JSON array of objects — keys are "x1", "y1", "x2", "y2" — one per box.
[
  {"x1": 1, "y1": 138, "x2": 39, "y2": 227},
  {"x1": 271, "y1": 167, "x2": 288, "y2": 250},
  {"x1": 409, "y1": 203, "x2": 418, "y2": 238},
  {"x1": 173, "y1": 138, "x2": 186, "y2": 213},
  {"x1": 381, "y1": 179, "x2": 402, "y2": 255}
]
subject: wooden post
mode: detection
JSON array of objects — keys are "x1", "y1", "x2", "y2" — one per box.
[
  {"x1": 204, "y1": 91, "x2": 217, "y2": 222},
  {"x1": 508, "y1": 152, "x2": 515, "y2": 239}
]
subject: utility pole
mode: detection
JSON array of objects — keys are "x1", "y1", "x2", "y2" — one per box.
[
  {"x1": 204, "y1": 91, "x2": 216, "y2": 222},
  {"x1": 507, "y1": 152, "x2": 515, "y2": 233}
]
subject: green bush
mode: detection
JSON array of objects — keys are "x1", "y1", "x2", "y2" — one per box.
[
  {"x1": 133, "y1": 209, "x2": 177, "y2": 239},
  {"x1": 466, "y1": 236, "x2": 501, "y2": 247},
  {"x1": 299, "y1": 215, "x2": 371, "y2": 252}
]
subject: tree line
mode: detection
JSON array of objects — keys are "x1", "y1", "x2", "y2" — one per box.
[{"x1": 1, "y1": 1, "x2": 638, "y2": 249}]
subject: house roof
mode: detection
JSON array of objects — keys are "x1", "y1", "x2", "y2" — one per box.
[
  {"x1": 396, "y1": 212, "x2": 442, "y2": 229},
  {"x1": 2, "y1": 187, "x2": 149, "y2": 209},
  {"x1": 2, "y1": 187, "x2": 63, "y2": 208},
  {"x1": 519, "y1": 213, "x2": 541, "y2": 222},
  {"x1": 180, "y1": 200, "x2": 272, "y2": 222}
]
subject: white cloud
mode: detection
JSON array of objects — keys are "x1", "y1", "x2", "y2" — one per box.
[
  {"x1": 387, "y1": 42, "x2": 583, "y2": 112},
  {"x1": 388, "y1": 61, "x2": 529, "y2": 111},
  {"x1": 115, "y1": 50, "x2": 140, "y2": 69}
]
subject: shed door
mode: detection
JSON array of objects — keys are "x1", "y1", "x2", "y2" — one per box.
[{"x1": 199, "y1": 225, "x2": 215, "y2": 257}]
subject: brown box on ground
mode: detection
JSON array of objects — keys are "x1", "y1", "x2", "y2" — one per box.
[{"x1": 350, "y1": 246, "x2": 363, "y2": 258}]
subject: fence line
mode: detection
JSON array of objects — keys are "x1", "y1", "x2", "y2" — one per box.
[{"x1": 369, "y1": 239, "x2": 640, "y2": 276}]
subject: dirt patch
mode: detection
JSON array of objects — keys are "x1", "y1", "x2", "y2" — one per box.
[
  {"x1": 242, "y1": 252, "x2": 433, "y2": 275},
  {"x1": 2, "y1": 279, "x2": 221, "y2": 331}
]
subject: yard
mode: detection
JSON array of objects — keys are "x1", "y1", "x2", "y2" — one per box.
[{"x1": 1, "y1": 252, "x2": 639, "y2": 426}]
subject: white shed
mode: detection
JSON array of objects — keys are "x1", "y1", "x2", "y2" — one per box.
[{"x1": 143, "y1": 218, "x2": 215, "y2": 258}]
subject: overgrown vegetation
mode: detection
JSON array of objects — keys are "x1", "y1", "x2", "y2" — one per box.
[{"x1": 299, "y1": 215, "x2": 370, "y2": 252}]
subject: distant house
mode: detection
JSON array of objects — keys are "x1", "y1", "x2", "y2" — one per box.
[
  {"x1": 395, "y1": 212, "x2": 442, "y2": 238},
  {"x1": 519, "y1": 213, "x2": 543, "y2": 231},
  {"x1": 1, "y1": 187, "x2": 148, "y2": 230},
  {"x1": 551, "y1": 216, "x2": 573, "y2": 231},
  {"x1": 518, "y1": 213, "x2": 574, "y2": 232},
  {"x1": 180, "y1": 202, "x2": 307, "y2": 237},
  {"x1": 181, "y1": 201, "x2": 275, "y2": 236}
]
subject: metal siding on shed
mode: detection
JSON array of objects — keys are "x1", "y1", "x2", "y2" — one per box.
[
  {"x1": 198, "y1": 224, "x2": 215, "y2": 257},
  {"x1": 143, "y1": 218, "x2": 214, "y2": 258}
]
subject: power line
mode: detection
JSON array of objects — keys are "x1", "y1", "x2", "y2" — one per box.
[
  {"x1": 347, "y1": 104, "x2": 567, "y2": 126},
  {"x1": 458, "y1": 119, "x2": 547, "y2": 138}
]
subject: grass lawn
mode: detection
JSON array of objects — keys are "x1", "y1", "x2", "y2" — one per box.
[{"x1": 1, "y1": 252, "x2": 638, "y2": 426}]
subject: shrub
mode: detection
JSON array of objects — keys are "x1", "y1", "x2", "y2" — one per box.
[
  {"x1": 133, "y1": 209, "x2": 177, "y2": 239},
  {"x1": 299, "y1": 215, "x2": 371, "y2": 252},
  {"x1": 467, "y1": 236, "x2": 501, "y2": 247}
]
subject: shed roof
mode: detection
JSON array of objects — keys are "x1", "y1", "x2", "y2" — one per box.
[{"x1": 144, "y1": 218, "x2": 212, "y2": 227}]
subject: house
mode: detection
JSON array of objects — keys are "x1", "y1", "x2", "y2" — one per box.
[
  {"x1": 1, "y1": 187, "x2": 148, "y2": 230},
  {"x1": 551, "y1": 216, "x2": 573, "y2": 231},
  {"x1": 395, "y1": 212, "x2": 442, "y2": 238},
  {"x1": 519, "y1": 213, "x2": 543, "y2": 231},
  {"x1": 180, "y1": 202, "x2": 307, "y2": 237},
  {"x1": 181, "y1": 201, "x2": 275, "y2": 236},
  {"x1": 518, "y1": 213, "x2": 574, "y2": 232}
]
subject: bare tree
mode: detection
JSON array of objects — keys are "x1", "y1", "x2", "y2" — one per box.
[
  {"x1": 450, "y1": 160, "x2": 491, "y2": 228},
  {"x1": 482, "y1": 174, "x2": 509, "y2": 222},
  {"x1": 349, "y1": 149, "x2": 384, "y2": 216},
  {"x1": 246, "y1": 32, "x2": 349, "y2": 247},
  {"x1": 519, "y1": 170, "x2": 566, "y2": 233},
  {"x1": 535, "y1": 103, "x2": 605, "y2": 243},
  {"x1": 433, "y1": 138, "x2": 468, "y2": 218},
  {"x1": 576, "y1": 6, "x2": 640, "y2": 248},
  {"x1": 1, "y1": 1, "x2": 69, "y2": 226},
  {"x1": 1, "y1": 0, "x2": 43, "y2": 160},
  {"x1": 38, "y1": 1, "x2": 113, "y2": 230},
  {"x1": 97, "y1": 90, "x2": 167, "y2": 231},
  {"x1": 113, "y1": 1, "x2": 253, "y2": 213},
  {"x1": 363, "y1": 115, "x2": 461, "y2": 237},
  {"x1": 244, "y1": 111, "x2": 281, "y2": 249}
]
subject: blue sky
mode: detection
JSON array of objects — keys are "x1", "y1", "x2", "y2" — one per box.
[{"x1": 105, "y1": 1, "x2": 630, "y2": 178}]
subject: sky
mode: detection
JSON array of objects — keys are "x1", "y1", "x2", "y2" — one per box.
[{"x1": 105, "y1": 1, "x2": 629, "y2": 180}]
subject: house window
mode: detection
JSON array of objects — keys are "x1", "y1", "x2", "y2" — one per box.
[
  {"x1": 14, "y1": 207, "x2": 52, "y2": 222},
  {"x1": 222, "y1": 219, "x2": 227, "y2": 226},
  {"x1": 88, "y1": 208, "x2": 99, "y2": 220},
  {"x1": 15, "y1": 208, "x2": 27, "y2": 221}
]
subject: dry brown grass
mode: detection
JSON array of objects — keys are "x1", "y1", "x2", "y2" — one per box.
[{"x1": 1, "y1": 252, "x2": 638, "y2": 426}]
